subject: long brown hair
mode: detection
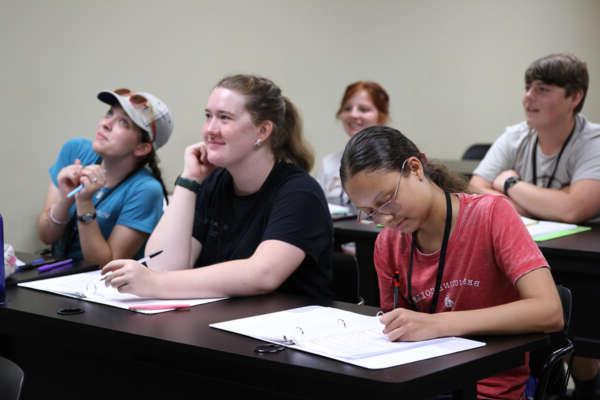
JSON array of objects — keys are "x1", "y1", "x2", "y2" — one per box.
[
  {"x1": 216, "y1": 74, "x2": 314, "y2": 171},
  {"x1": 138, "y1": 129, "x2": 169, "y2": 204}
]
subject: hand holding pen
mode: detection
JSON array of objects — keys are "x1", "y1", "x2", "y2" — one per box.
[
  {"x1": 56, "y1": 161, "x2": 106, "y2": 199},
  {"x1": 100, "y1": 250, "x2": 164, "y2": 298},
  {"x1": 57, "y1": 160, "x2": 84, "y2": 199},
  {"x1": 379, "y1": 307, "x2": 439, "y2": 342},
  {"x1": 67, "y1": 165, "x2": 106, "y2": 200}
]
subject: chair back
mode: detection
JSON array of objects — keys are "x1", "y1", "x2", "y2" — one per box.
[
  {"x1": 532, "y1": 284, "x2": 575, "y2": 400},
  {"x1": 0, "y1": 356, "x2": 24, "y2": 400},
  {"x1": 331, "y1": 252, "x2": 364, "y2": 304},
  {"x1": 461, "y1": 143, "x2": 492, "y2": 160},
  {"x1": 557, "y1": 284, "x2": 572, "y2": 334}
]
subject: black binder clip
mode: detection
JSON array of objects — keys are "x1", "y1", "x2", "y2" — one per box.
[{"x1": 254, "y1": 343, "x2": 286, "y2": 354}]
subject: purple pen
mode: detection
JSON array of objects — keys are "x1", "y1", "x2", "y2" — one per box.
[{"x1": 37, "y1": 258, "x2": 73, "y2": 272}]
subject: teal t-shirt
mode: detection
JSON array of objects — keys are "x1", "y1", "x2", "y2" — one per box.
[{"x1": 49, "y1": 138, "x2": 164, "y2": 261}]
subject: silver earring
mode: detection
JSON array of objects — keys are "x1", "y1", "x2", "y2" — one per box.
[{"x1": 254, "y1": 139, "x2": 262, "y2": 147}]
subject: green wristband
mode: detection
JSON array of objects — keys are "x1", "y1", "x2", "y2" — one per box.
[{"x1": 175, "y1": 175, "x2": 202, "y2": 194}]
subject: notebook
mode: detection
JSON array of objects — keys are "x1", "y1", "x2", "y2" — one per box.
[
  {"x1": 18, "y1": 269, "x2": 226, "y2": 314},
  {"x1": 211, "y1": 305, "x2": 485, "y2": 369},
  {"x1": 521, "y1": 217, "x2": 590, "y2": 242}
]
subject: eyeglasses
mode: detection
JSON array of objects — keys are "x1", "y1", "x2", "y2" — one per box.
[
  {"x1": 356, "y1": 176, "x2": 402, "y2": 222},
  {"x1": 113, "y1": 88, "x2": 157, "y2": 139},
  {"x1": 356, "y1": 159, "x2": 408, "y2": 223}
]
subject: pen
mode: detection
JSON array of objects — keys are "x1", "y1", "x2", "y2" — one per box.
[
  {"x1": 100, "y1": 250, "x2": 164, "y2": 281},
  {"x1": 67, "y1": 183, "x2": 84, "y2": 198},
  {"x1": 138, "y1": 250, "x2": 164, "y2": 267},
  {"x1": 392, "y1": 271, "x2": 400, "y2": 309},
  {"x1": 17, "y1": 257, "x2": 54, "y2": 272},
  {"x1": 128, "y1": 304, "x2": 191, "y2": 311},
  {"x1": 37, "y1": 258, "x2": 73, "y2": 272}
]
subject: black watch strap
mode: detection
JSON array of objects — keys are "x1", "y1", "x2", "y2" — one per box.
[
  {"x1": 175, "y1": 175, "x2": 202, "y2": 194},
  {"x1": 77, "y1": 211, "x2": 97, "y2": 224},
  {"x1": 503, "y1": 176, "x2": 520, "y2": 196}
]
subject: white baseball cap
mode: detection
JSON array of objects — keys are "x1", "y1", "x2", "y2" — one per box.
[{"x1": 97, "y1": 88, "x2": 173, "y2": 149}]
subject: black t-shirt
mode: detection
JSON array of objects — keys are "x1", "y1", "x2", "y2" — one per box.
[{"x1": 192, "y1": 162, "x2": 333, "y2": 301}]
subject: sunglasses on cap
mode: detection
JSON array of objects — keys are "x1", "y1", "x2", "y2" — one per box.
[{"x1": 113, "y1": 88, "x2": 157, "y2": 140}]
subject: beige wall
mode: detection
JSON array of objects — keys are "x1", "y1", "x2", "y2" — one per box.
[{"x1": 2, "y1": 0, "x2": 599, "y2": 252}]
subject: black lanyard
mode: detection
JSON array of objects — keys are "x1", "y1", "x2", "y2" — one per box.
[
  {"x1": 406, "y1": 191, "x2": 452, "y2": 314},
  {"x1": 531, "y1": 123, "x2": 575, "y2": 188}
]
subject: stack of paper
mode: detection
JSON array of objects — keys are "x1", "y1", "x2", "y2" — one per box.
[
  {"x1": 520, "y1": 217, "x2": 590, "y2": 242},
  {"x1": 210, "y1": 305, "x2": 485, "y2": 369}
]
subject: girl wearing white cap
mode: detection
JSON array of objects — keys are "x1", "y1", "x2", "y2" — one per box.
[
  {"x1": 102, "y1": 74, "x2": 333, "y2": 302},
  {"x1": 37, "y1": 88, "x2": 173, "y2": 266}
]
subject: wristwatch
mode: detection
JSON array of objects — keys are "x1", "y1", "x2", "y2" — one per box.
[
  {"x1": 77, "y1": 212, "x2": 97, "y2": 224},
  {"x1": 503, "y1": 176, "x2": 520, "y2": 196},
  {"x1": 175, "y1": 175, "x2": 202, "y2": 194}
]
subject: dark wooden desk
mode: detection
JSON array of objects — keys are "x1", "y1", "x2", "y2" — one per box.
[
  {"x1": 536, "y1": 226, "x2": 600, "y2": 358},
  {"x1": 0, "y1": 286, "x2": 547, "y2": 400},
  {"x1": 333, "y1": 220, "x2": 600, "y2": 358}
]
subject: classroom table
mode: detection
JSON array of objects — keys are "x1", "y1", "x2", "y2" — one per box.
[
  {"x1": 536, "y1": 226, "x2": 600, "y2": 358},
  {"x1": 0, "y1": 285, "x2": 548, "y2": 400},
  {"x1": 333, "y1": 219, "x2": 600, "y2": 359}
]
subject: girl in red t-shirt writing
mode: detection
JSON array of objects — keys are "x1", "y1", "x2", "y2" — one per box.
[{"x1": 340, "y1": 125, "x2": 563, "y2": 400}]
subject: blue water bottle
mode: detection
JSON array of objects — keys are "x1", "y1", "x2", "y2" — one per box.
[{"x1": 0, "y1": 213, "x2": 5, "y2": 304}]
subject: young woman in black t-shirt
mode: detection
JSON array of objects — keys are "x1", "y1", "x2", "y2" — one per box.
[{"x1": 103, "y1": 75, "x2": 333, "y2": 301}]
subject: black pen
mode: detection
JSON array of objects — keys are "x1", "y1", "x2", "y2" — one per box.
[
  {"x1": 138, "y1": 250, "x2": 164, "y2": 267},
  {"x1": 392, "y1": 271, "x2": 401, "y2": 309}
]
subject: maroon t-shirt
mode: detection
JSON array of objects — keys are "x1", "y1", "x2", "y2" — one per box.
[{"x1": 374, "y1": 193, "x2": 548, "y2": 400}]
